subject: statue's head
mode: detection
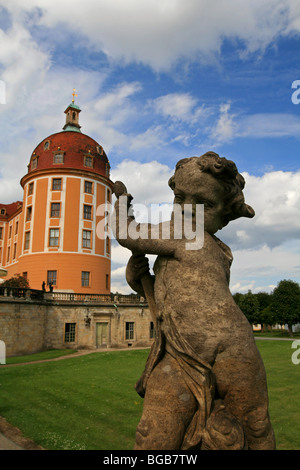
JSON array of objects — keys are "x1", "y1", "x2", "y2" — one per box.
[{"x1": 168, "y1": 151, "x2": 255, "y2": 234}]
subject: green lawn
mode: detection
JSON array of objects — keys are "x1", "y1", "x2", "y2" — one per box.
[
  {"x1": 0, "y1": 349, "x2": 147, "y2": 450},
  {"x1": 254, "y1": 329, "x2": 300, "y2": 339},
  {"x1": 255, "y1": 340, "x2": 300, "y2": 450},
  {"x1": 0, "y1": 341, "x2": 299, "y2": 450},
  {"x1": 5, "y1": 348, "x2": 78, "y2": 364}
]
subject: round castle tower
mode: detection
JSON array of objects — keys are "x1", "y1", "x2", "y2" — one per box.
[{"x1": 4, "y1": 97, "x2": 113, "y2": 293}]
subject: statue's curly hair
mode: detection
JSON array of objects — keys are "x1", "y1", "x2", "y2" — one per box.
[{"x1": 168, "y1": 151, "x2": 255, "y2": 227}]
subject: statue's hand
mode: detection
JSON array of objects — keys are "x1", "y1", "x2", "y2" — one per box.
[
  {"x1": 127, "y1": 253, "x2": 150, "y2": 281},
  {"x1": 113, "y1": 181, "x2": 133, "y2": 211},
  {"x1": 113, "y1": 181, "x2": 127, "y2": 197},
  {"x1": 113, "y1": 180, "x2": 132, "y2": 200},
  {"x1": 126, "y1": 254, "x2": 151, "y2": 296}
]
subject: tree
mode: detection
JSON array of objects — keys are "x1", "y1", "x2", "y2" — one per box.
[
  {"x1": 271, "y1": 279, "x2": 300, "y2": 337},
  {"x1": 255, "y1": 292, "x2": 271, "y2": 313},
  {"x1": 1, "y1": 273, "x2": 30, "y2": 289},
  {"x1": 232, "y1": 292, "x2": 243, "y2": 307},
  {"x1": 255, "y1": 292, "x2": 274, "y2": 331},
  {"x1": 233, "y1": 290, "x2": 260, "y2": 325},
  {"x1": 259, "y1": 304, "x2": 277, "y2": 331}
]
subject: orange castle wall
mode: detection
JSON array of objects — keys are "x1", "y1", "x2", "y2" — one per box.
[
  {"x1": 63, "y1": 177, "x2": 80, "y2": 252},
  {"x1": 32, "y1": 178, "x2": 48, "y2": 252},
  {"x1": 2, "y1": 172, "x2": 112, "y2": 293},
  {"x1": 5, "y1": 252, "x2": 110, "y2": 293}
]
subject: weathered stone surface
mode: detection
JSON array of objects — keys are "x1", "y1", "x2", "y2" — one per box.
[
  {"x1": 113, "y1": 151, "x2": 276, "y2": 450},
  {"x1": 0, "y1": 298, "x2": 154, "y2": 356}
]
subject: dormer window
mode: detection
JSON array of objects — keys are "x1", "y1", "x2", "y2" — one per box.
[
  {"x1": 44, "y1": 140, "x2": 50, "y2": 151},
  {"x1": 31, "y1": 156, "x2": 38, "y2": 170},
  {"x1": 53, "y1": 152, "x2": 64, "y2": 164},
  {"x1": 84, "y1": 155, "x2": 93, "y2": 168},
  {"x1": 0, "y1": 209, "x2": 6, "y2": 216}
]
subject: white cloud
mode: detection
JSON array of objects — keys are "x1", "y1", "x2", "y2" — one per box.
[
  {"x1": 93, "y1": 82, "x2": 142, "y2": 127},
  {"x1": 210, "y1": 102, "x2": 236, "y2": 143},
  {"x1": 111, "y1": 243, "x2": 132, "y2": 267},
  {"x1": 285, "y1": 0, "x2": 300, "y2": 34},
  {"x1": 152, "y1": 93, "x2": 198, "y2": 121},
  {"x1": 0, "y1": 175, "x2": 23, "y2": 204},
  {"x1": 110, "y1": 159, "x2": 173, "y2": 205},
  {"x1": 129, "y1": 126, "x2": 167, "y2": 152},
  {"x1": 230, "y1": 281, "x2": 257, "y2": 294},
  {"x1": 111, "y1": 265, "x2": 126, "y2": 279},
  {"x1": 0, "y1": 17, "x2": 50, "y2": 110},
  {"x1": 229, "y1": 240, "x2": 300, "y2": 293},
  {"x1": 222, "y1": 170, "x2": 300, "y2": 250},
  {"x1": 209, "y1": 106, "x2": 300, "y2": 143},
  {"x1": 1, "y1": 0, "x2": 300, "y2": 71},
  {"x1": 1, "y1": 1, "x2": 299, "y2": 175},
  {"x1": 237, "y1": 113, "x2": 300, "y2": 138},
  {"x1": 110, "y1": 280, "x2": 133, "y2": 295}
]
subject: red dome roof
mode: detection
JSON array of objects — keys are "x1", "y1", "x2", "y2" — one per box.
[{"x1": 27, "y1": 130, "x2": 110, "y2": 179}]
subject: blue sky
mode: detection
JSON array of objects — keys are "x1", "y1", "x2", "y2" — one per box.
[{"x1": 0, "y1": 0, "x2": 299, "y2": 294}]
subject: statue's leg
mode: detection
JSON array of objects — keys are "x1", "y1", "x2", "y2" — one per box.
[
  {"x1": 213, "y1": 352, "x2": 276, "y2": 450},
  {"x1": 134, "y1": 351, "x2": 197, "y2": 450}
]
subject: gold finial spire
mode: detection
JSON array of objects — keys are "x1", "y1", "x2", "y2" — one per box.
[{"x1": 72, "y1": 88, "x2": 78, "y2": 103}]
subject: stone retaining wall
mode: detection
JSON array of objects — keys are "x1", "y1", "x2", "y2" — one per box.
[{"x1": 0, "y1": 297, "x2": 154, "y2": 357}]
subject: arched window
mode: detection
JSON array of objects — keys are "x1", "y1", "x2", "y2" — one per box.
[{"x1": 44, "y1": 140, "x2": 50, "y2": 150}]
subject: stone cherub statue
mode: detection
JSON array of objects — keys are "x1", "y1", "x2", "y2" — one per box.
[{"x1": 112, "y1": 151, "x2": 275, "y2": 450}]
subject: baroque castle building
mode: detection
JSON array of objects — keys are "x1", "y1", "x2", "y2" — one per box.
[{"x1": 0, "y1": 95, "x2": 153, "y2": 357}]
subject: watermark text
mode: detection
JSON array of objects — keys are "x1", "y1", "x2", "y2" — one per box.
[
  {"x1": 291, "y1": 340, "x2": 300, "y2": 365},
  {"x1": 96, "y1": 199, "x2": 204, "y2": 250},
  {"x1": 0, "y1": 80, "x2": 6, "y2": 105},
  {"x1": 0, "y1": 340, "x2": 6, "y2": 365},
  {"x1": 291, "y1": 80, "x2": 300, "y2": 104}
]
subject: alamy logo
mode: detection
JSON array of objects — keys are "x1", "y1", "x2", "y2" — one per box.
[
  {"x1": 291, "y1": 340, "x2": 300, "y2": 365},
  {"x1": 96, "y1": 199, "x2": 205, "y2": 251},
  {"x1": 0, "y1": 340, "x2": 6, "y2": 365},
  {"x1": 0, "y1": 80, "x2": 6, "y2": 105},
  {"x1": 291, "y1": 80, "x2": 300, "y2": 105}
]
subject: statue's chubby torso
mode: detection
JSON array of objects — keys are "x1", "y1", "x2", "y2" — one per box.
[{"x1": 153, "y1": 231, "x2": 254, "y2": 364}]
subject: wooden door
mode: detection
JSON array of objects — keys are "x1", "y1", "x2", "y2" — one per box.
[{"x1": 96, "y1": 322, "x2": 108, "y2": 348}]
